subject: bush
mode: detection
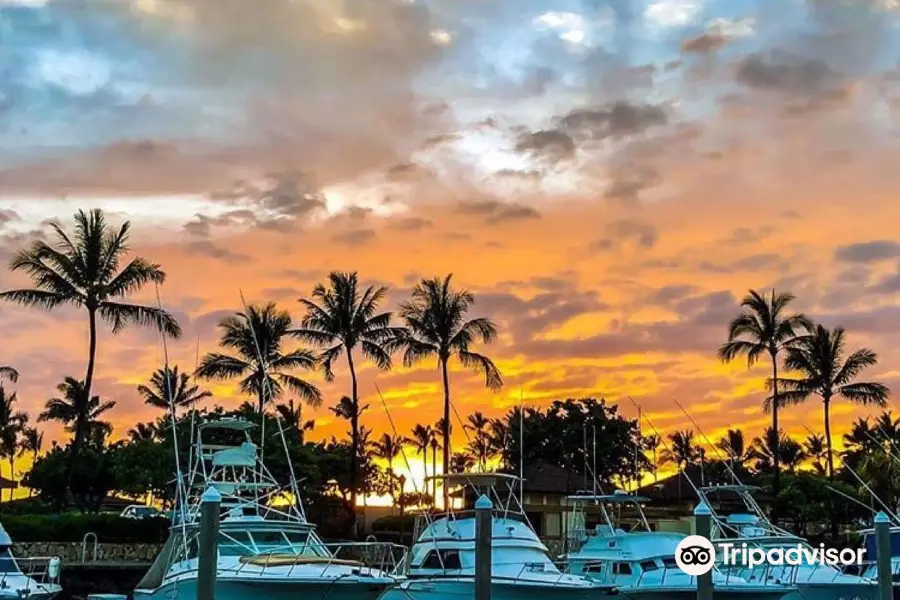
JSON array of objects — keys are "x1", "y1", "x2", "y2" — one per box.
[
  {"x1": 2, "y1": 513, "x2": 169, "y2": 543},
  {"x1": 371, "y1": 514, "x2": 418, "y2": 534}
]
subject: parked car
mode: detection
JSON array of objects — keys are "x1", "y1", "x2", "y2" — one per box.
[{"x1": 120, "y1": 505, "x2": 163, "y2": 520}]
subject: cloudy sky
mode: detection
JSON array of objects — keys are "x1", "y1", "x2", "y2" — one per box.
[{"x1": 2, "y1": 0, "x2": 900, "y2": 475}]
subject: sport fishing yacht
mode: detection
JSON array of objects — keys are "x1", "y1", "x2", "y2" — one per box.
[
  {"x1": 699, "y1": 484, "x2": 877, "y2": 600},
  {"x1": 378, "y1": 472, "x2": 617, "y2": 600},
  {"x1": 134, "y1": 417, "x2": 405, "y2": 600},
  {"x1": 560, "y1": 491, "x2": 793, "y2": 600},
  {"x1": 0, "y1": 522, "x2": 61, "y2": 600}
]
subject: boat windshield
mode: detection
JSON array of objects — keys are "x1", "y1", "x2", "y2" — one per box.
[{"x1": 218, "y1": 529, "x2": 329, "y2": 558}]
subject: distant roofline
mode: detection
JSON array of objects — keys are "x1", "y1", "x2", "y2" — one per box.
[
  {"x1": 700, "y1": 484, "x2": 761, "y2": 493},
  {"x1": 426, "y1": 472, "x2": 522, "y2": 485}
]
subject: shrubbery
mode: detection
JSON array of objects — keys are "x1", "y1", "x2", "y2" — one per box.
[{"x1": 2, "y1": 513, "x2": 169, "y2": 543}]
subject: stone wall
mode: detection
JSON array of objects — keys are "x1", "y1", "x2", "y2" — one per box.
[{"x1": 14, "y1": 542, "x2": 163, "y2": 563}]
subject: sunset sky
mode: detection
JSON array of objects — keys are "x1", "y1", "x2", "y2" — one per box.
[{"x1": 1, "y1": 0, "x2": 900, "y2": 485}]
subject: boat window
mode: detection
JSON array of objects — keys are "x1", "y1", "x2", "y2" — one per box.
[
  {"x1": 419, "y1": 550, "x2": 461, "y2": 570},
  {"x1": 219, "y1": 531, "x2": 254, "y2": 557},
  {"x1": 614, "y1": 563, "x2": 632, "y2": 575},
  {"x1": 662, "y1": 557, "x2": 677, "y2": 568},
  {"x1": 0, "y1": 549, "x2": 19, "y2": 573},
  {"x1": 250, "y1": 531, "x2": 291, "y2": 554},
  {"x1": 283, "y1": 530, "x2": 329, "y2": 557},
  {"x1": 640, "y1": 560, "x2": 658, "y2": 572},
  {"x1": 583, "y1": 560, "x2": 604, "y2": 574}
]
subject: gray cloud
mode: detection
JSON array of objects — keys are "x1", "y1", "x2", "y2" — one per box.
[
  {"x1": 331, "y1": 228, "x2": 376, "y2": 246},
  {"x1": 387, "y1": 216, "x2": 433, "y2": 231},
  {"x1": 185, "y1": 240, "x2": 251, "y2": 263},
  {"x1": 835, "y1": 240, "x2": 900, "y2": 263}
]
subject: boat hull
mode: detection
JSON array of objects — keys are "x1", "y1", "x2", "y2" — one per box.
[
  {"x1": 617, "y1": 588, "x2": 791, "y2": 600},
  {"x1": 134, "y1": 577, "x2": 393, "y2": 600},
  {"x1": 378, "y1": 578, "x2": 611, "y2": 600},
  {"x1": 789, "y1": 582, "x2": 879, "y2": 600}
]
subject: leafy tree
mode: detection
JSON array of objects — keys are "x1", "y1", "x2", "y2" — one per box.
[
  {"x1": 293, "y1": 271, "x2": 403, "y2": 514},
  {"x1": 196, "y1": 303, "x2": 321, "y2": 413},
  {"x1": 773, "y1": 324, "x2": 890, "y2": 477},
  {"x1": 717, "y1": 429, "x2": 751, "y2": 470},
  {"x1": 407, "y1": 424, "x2": 435, "y2": 495},
  {"x1": 0, "y1": 209, "x2": 181, "y2": 482},
  {"x1": 750, "y1": 428, "x2": 806, "y2": 474},
  {"x1": 128, "y1": 422, "x2": 160, "y2": 442},
  {"x1": 0, "y1": 367, "x2": 17, "y2": 383},
  {"x1": 643, "y1": 434, "x2": 661, "y2": 482},
  {"x1": 718, "y1": 289, "x2": 811, "y2": 498},
  {"x1": 661, "y1": 430, "x2": 700, "y2": 471},
  {"x1": 274, "y1": 399, "x2": 315, "y2": 444},
  {"x1": 18, "y1": 427, "x2": 43, "y2": 499},
  {"x1": 38, "y1": 377, "x2": 116, "y2": 444},
  {"x1": 464, "y1": 412, "x2": 494, "y2": 471},
  {"x1": 0, "y1": 387, "x2": 27, "y2": 500},
  {"x1": 804, "y1": 434, "x2": 829, "y2": 476},
  {"x1": 372, "y1": 433, "x2": 404, "y2": 509},
  {"x1": 138, "y1": 366, "x2": 211, "y2": 410},
  {"x1": 398, "y1": 274, "x2": 502, "y2": 505},
  {"x1": 450, "y1": 451, "x2": 475, "y2": 473}
]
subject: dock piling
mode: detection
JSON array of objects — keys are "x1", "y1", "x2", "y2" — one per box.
[
  {"x1": 875, "y1": 511, "x2": 892, "y2": 600},
  {"x1": 694, "y1": 501, "x2": 713, "y2": 600},
  {"x1": 197, "y1": 486, "x2": 221, "y2": 600},
  {"x1": 475, "y1": 494, "x2": 493, "y2": 600}
]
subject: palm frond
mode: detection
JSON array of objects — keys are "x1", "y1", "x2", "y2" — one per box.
[
  {"x1": 457, "y1": 350, "x2": 503, "y2": 391},
  {"x1": 99, "y1": 301, "x2": 182, "y2": 337}
]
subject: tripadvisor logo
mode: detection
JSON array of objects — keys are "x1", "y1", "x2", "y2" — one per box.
[{"x1": 674, "y1": 536, "x2": 866, "y2": 575}]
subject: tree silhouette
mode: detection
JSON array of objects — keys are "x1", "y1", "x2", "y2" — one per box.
[
  {"x1": 718, "y1": 289, "x2": 810, "y2": 498},
  {"x1": 771, "y1": 324, "x2": 889, "y2": 477},
  {"x1": 750, "y1": 428, "x2": 806, "y2": 474},
  {"x1": 371, "y1": 433, "x2": 403, "y2": 510},
  {"x1": 39, "y1": 377, "x2": 116, "y2": 447},
  {"x1": 717, "y1": 429, "x2": 751, "y2": 470},
  {"x1": 0, "y1": 367, "x2": 17, "y2": 383},
  {"x1": 196, "y1": 303, "x2": 321, "y2": 413},
  {"x1": 804, "y1": 434, "x2": 828, "y2": 476},
  {"x1": 292, "y1": 271, "x2": 403, "y2": 514},
  {"x1": 0, "y1": 209, "x2": 180, "y2": 481},
  {"x1": 138, "y1": 366, "x2": 211, "y2": 410},
  {"x1": 407, "y1": 424, "x2": 435, "y2": 502},
  {"x1": 398, "y1": 274, "x2": 502, "y2": 506},
  {"x1": 18, "y1": 427, "x2": 42, "y2": 498},
  {"x1": 275, "y1": 399, "x2": 315, "y2": 443},
  {"x1": 0, "y1": 387, "x2": 27, "y2": 500}
]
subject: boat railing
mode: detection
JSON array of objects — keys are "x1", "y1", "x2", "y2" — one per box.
[
  {"x1": 227, "y1": 541, "x2": 410, "y2": 578},
  {"x1": 8, "y1": 556, "x2": 62, "y2": 586},
  {"x1": 631, "y1": 563, "x2": 790, "y2": 589}
]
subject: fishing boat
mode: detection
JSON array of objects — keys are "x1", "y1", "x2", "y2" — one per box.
[
  {"x1": 134, "y1": 417, "x2": 406, "y2": 600},
  {"x1": 560, "y1": 491, "x2": 793, "y2": 600},
  {"x1": 378, "y1": 472, "x2": 618, "y2": 600},
  {"x1": 699, "y1": 484, "x2": 877, "y2": 600},
  {"x1": 0, "y1": 523, "x2": 61, "y2": 600},
  {"x1": 856, "y1": 517, "x2": 900, "y2": 596}
]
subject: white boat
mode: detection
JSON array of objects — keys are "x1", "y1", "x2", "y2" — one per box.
[
  {"x1": 378, "y1": 472, "x2": 618, "y2": 600},
  {"x1": 699, "y1": 484, "x2": 877, "y2": 600},
  {"x1": 560, "y1": 491, "x2": 793, "y2": 600},
  {"x1": 134, "y1": 417, "x2": 406, "y2": 600},
  {"x1": 0, "y1": 523, "x2": 61, "y2": 600}
]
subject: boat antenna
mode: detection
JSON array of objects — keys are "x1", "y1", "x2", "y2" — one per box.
[
  {"x1": 634, "y1": 405, "x2": 641, "y2": 492},
  {"x1": 825, "y1": 483, "x2": 882, "y2": 516},
  {"x1": 673, "y1": 399, "x2": 746, "y2": 486},
  {"x1": 592, "y1": 424, "x2": 597, "y2": 497},
  {"x1": 239, "y1": 290, "x2": 305, "y2": 520},
  {"x1": 185, "y1": 334, "x2": 200, "y2": 500},
  {"x1": 519, "y1": 388, "x2": 524, "y2": 506},
  {"x1": 154, "y1": 283, "x2": 190, "y2": 555},
  {"x1": 582, "y1": 424, "x2": 588, "y2": 491}
]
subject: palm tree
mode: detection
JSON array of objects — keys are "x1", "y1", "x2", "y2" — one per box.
[
  {"x1": 292, "y1": 271, "x2": 403, "y2": 512},
  {"x1": 772, "y1": 324, "x2": 890, "y2": 477},
  {"x1": 38, "y1": 377, "x2": 117, "y2": 445},
  {"x1": 661, "y1": 430, "x2": 700, "y2": 471},
  {"x1": 718, "y1": 289, "x2": 811, "y2": 497},
  {"x1": 464, "y1": 412, "x2": 493, "y2": 471},
  {"x1": 0, "y1": 209, "x2": 180, "y2": 481},
  {"x1": 450, "y1": 451, "x2": 475, "y2": 473},
  {"x1": 275, "y1": 399, "x2": 315, "y2": 443},
  {"x1": 643, "y1": 434, "x2": 661, "y2": 482},
  {"x1": 196, "y1": 303, "x2": 321, "y2": 414},
  {"x1": 717, "y1": 429, "x2": 751, "y2": 470},
  {"x1": 0, "y1": 367, "x2": 17, "y2": 383},
  {"x1": 398, "y1": 275, "x2": 502, "y2": 506},
  {"x1": 138, "y1": 366, "x2": 211, "y2": 410},
  {"x1": 804, "y1": 434, "x2": 828, "y2": 475},
  {"x1": 0, "y1": 387, "x2": 26, "y2": 500},
  {"x1": 18, "y1": 427, "x2": 42, "y2": 498},
  {"x1": 750, "y1": 428, "x2": 806, "y2": 474},
  {"x1": 371, "y1": 433, "x2": 403, "y2": 509},
  {"x1": 407, "y1": 425, "x2": 435, "y2": 496},
  {"x1": 128, "y1": 422, "x2": 160, "y2": 442}
]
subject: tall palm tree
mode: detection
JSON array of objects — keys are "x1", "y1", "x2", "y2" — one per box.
[
  {"x1": 772, "y1": 324, "x2": 890, "y2": 477},
  {"x1": 750, "y1": 428, "x2": 806, "y2": 474},
  {"x1": 18, "y1": 427, "x2": 42, "y2": 499},
  {"x1": 138, "y1": 366, "x2": 211, "y2": 410},
  {"x1": 0, "y1": 387, "x2": 26, "y2": 501},
  {"x1": 407, "y1": 425, "x2": 435, "y2": 493},
  {"x1": 371, "y1": 433, "x2": 404, "y2": 509},
  {"x1": 196, "y1": 303, "x2": 321, "y2": 414},
  {"x1": 292, "y1": 271, "x2": 403, "y2": 513},
  {"x1": 398, "y1": 274, "x2": 502, "y2": 506},
  {"x1": 0, "y1": 367, "x2": 17, "y2": 383},
  {"x1": 0, "y1": 209, "x2": 180, "y2": 480},
  {"x1": 661, "y1": 430, "x2": 700, "y2": 471},
  {"x1": 275, "y1": 399, "x2": 315, "y2": 443},
  {"x1": 38, "y1": 377, "x2": 117, "y2": 444},
  {"x1": 718, "y1": 289, "x2": 811, "y2": 497},
  {"x1": 450, "y1": 451, "x2": 475, "y2": 473}
]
